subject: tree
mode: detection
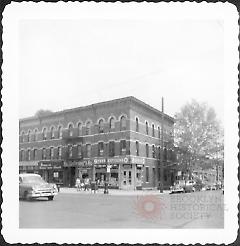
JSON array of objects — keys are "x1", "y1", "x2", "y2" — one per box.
[
  {"x1": 174, "y1": 100, "x2": 223, "y2": 177},
  {"x1": 35, "y1": 109, "x2": 53, "y2": 117}
]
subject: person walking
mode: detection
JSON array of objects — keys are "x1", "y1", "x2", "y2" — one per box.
[{"x1": 75, "y1": 177, "x2": 81, "y2": 191}]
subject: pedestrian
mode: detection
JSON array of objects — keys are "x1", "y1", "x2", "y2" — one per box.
[{"x1": 75, "y1": 177, "x2": 81, "y2": 191}]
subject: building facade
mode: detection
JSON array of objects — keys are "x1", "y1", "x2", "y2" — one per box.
[{"x1": 19, "y1": 96, "x2": 176, "y2": 190}]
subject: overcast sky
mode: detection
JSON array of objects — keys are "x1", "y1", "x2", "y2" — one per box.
[{"x1": 18, "y1": 18, "x2": 224, "y2": 122}]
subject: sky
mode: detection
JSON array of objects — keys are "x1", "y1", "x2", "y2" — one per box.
[{"x1": 18, "y1": 19, "x2": 224, "y2": 122}]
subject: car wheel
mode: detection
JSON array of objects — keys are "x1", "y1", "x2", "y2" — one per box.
[{"x1": 48, "y1": 196, "x2": 54, "y2": 201}]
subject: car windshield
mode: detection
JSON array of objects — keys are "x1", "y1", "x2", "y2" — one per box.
[{"x1": 22, "y1": 176, "x2": 46, "y2": 184}]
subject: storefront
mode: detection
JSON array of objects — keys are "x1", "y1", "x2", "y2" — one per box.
[
  {"x1": 19, "y1": 161, "x2": 39, "y2": 174},
  {"x1": 92, "y1": 156, "x2": 145, "y2": 190},
  {"x1": 38, "y1": 161, "x2": 63, "y2": 185}
]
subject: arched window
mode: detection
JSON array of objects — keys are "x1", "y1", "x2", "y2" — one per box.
[
  {"x1": 21, "y1": 131, "x2": 25, "y2": 143},
  {"x1": 120, "y1": 116, "x2": 127, "y2": 131},
  {"x1": 158, "y1": 126, "x2": 161, "y2": 139},
  {"x1": 136, "y1": 141, "x2": 139, "y2": 156},
  {"x1": 68, "y1": 145, "x2": 73, "y2": 158},
  {"x1": 50, "y1": 147, "x2": 54, "y2": 159},
  {"x1": 146, "y1": 144, "x2": 149, "y2": 157},
  {"x1": 58, "y1": 126, "x2": 63, "y2": 139},
  {"x1": 145, "y1": 121, "x2": 149, "y2": 135},
  {"x1": 33, "y1": 129, "x2": 38, "y2": 141},
  {"x1": 136, "y1": 118, "x2": 139, "y2": 132},
  {"x1": 33, "y1": 149, "x2": 37, "y2": 160},
  {"x1": 68, "y1": 124, "x2": 73, "y2": 137},
  {"x1": 50, "y1": 126, "x2": 55, "y2": 139},
  {"x1": 57, "y1": 146, "x2": 62, "y2": 159},
  {"x1": 42, "y1": 128, "x2": 47, "y2": 140},
  {"x1": 152, "y1": 124, "x2": 155, "y2": 137},
  {"x1": 77, "y1": 122, "x2": 82, "y2": 136},
  {"x1": 20, "y1": 150, "x2": 25, "y2": 161},
  {"x1": 27, "y1": 130, "x2": 31, "y2": 142},
  {"x1": 86, "y1": 121, "x2": 91, "y2": 135},
  {"x1": 109, "y1": 117, "x2": 115, "y2": 129},
  {"x1": 99, "y1": 119, "x2": 104, "y2": 133},
  {"x1": 152, "y1": 145, "x2": 156, "y2": 158},
  {"x1": 42, "y1": 148, "x2": 46, "y2": 160},
  {"x1": 27, "y1": 149, "x2": 31, "y2": 161}
]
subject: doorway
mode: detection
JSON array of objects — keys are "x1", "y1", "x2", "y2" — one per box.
[{"x1": 122, "y1": 170, "x2": 133, "y2": 190}]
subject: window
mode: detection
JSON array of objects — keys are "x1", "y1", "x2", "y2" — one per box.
[
  {"x1": 27, "y1": 130, "x2": 31, "y2": 142},
  {"x1": 136, "y1": 141, "x2": 139, "y2": 156},
  {"x1": 27, "y1": 149, "x2": 31, "y2": 161},
  {"x1": 68, "y1": 124, "x2": 73, "y2": 137},
  {"x1": 50, "y1": 126, "x2": 55, "y2": 139},
  {"x1": 20, "y1": 131, "x2": 25, "y2": 143},
  {"x1": 33, "y1": 149, "x2": 37, "y2": 160},
  {"x1": 120, "y1": 140, "x2": 126, "y2": 155},
  {"x1": 77, "y1": 122, "x2": 82, "y2": 136},
  {"x1": 68, "y1": 145, "x2": 73, "y2": 158},
  {"x1": 77, "y1": 145, "x2": 82, "y2": 157},
  {"x1": 58, "y1": 147, "x2": 62, "y2": 159},
  {"x1": 58, "y1": 126, "x2": 63, "y2": 139},
  {"x1": 99, "y1": 119, "x2": 104, "y2": 133},
  {"x1": 158, "y1": 146, "x2": 161, "y2": 159},
  {"x1": 152, "y1": 124, "x2": 155, "y2": 137},
  {"x1": 109, "y1": 117, "x2": 115, "y2": 129},
  {"x1": 20, "y1": 150, "x2": 25, "y2": 161},
  {"x1": 42, "y1": 128, "x2": 47, "y2": 140},
  {"x1": 86, "y1": 122, "x2": 91, "y2": 135},
  {"x1": 146, "y1": 144, "x2": 149, "y2": 157},
  {"x1": 146, "y1": 167, "x2": 149, "y2": 182},
  {"x1": 42, "y1": 148, "x2": 46, "y2": 160},
  {"x1": 164, "y1": 147, "x2": 167, "y2": 161},
  {"x1": 136, "y1": 118, "x2": 139, "y2": 132},
  {"x1": 33, "y1": 129, "x2": 38, "y2": 141},
  {"x1": 158, "y1": 126, "x2": 161, "y2": 139},
  {"x1": 146, "y1": 121, "x2": 149, "y2": 135},
  {"x1": 50, "y1": 147, "x2": 54, "y2": 159},
  {"x1": 152, "y1": 145, "x2": 156, "y2": 158},
  {"x1": 109, "y1": 141, "x2": 115, "y2": 157},
  {"x1": 98, "y1": 142, "x2": 104, "y2": 156},
  {"x1": 120, "y1": 116, "x2": 127, "y2": 131},
  {"x1": 86, "y1": 144, "x2": 91, "y2": 158}
]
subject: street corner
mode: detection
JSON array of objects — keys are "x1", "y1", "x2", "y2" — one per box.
[{"x1": 133, "y1": 194, "x2": 167, "y2": 221}]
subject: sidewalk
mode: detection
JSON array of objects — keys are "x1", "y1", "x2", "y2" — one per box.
[{"x1": 59, "y1": 187, "x2": 170, "y2": 196}]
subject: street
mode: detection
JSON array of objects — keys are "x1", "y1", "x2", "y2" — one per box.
[{"x1": 19, "y1": 190, "x2": 224, "y2": 228}]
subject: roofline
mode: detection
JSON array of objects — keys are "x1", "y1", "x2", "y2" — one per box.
[{"x1": 19, "y1": 96, "x2": 174, "y2": 123}]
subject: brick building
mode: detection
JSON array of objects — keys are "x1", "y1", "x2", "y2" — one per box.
[{"x1": 19, "y1": 96, "x2": 176, "y2": 190}]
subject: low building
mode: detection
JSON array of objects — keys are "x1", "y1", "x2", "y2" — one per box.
[{"x1": 19, "y1": 96, "x2": 175, "y2": 190}]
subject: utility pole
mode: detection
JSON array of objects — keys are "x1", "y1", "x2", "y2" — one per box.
[{"x1": 160, "y1": 97, "x2": 164, "y2": 193}]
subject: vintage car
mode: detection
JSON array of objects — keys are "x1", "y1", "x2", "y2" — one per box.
[
  {"x1": 170, "y1": 180, "x2": 185, "y2": 194},
  {"x1": 19, "y1": 173, "x2": 58, "y2": 201},
  {"x1": 184, "y1": 180, "x2": 196, "y2": 193}
]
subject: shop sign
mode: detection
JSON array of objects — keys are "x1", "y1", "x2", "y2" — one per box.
[
  {"x1": 130, "y1": 157, "x2": 145, "y2": 165},
  {"x1": 93, "y1": 157, "x2": 129, "y2": 165},
  {"x1": 123, "y1": 164, "x2": 132, "y2": 169},
  {"x1": 93, "y1": 158, "x2": 106, "y2": 165},
  {"x1": 78, "y1": 160, "x2": 92, "y2": 168},
  {"x1": 39, "y1": 162, "x2": 62, "y2": 170}
]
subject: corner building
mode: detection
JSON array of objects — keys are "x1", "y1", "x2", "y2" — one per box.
[{"x1": 19, "y1": 97, "x2": 175, "y2": 190}]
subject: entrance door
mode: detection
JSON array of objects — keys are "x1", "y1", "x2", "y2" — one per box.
[
  {"x1": 70, "y1": 167, "x2": 76, "y2": 187},
  {"x1": 122, "y1": 170, "x2": 133, "y2": 190}
]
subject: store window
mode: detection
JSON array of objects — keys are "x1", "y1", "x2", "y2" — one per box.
[
  {"x1": 146, "y1": 121, "x2": 149, "y2": 135},
  {"x1": 58, "y1": 146, "x2": 62, "y2": 159},
  {"x1": 152, "y1": 145, "x2": 156, "y2": 158},
  {"x1": 77, "y1": 122, "x2": 82, "y2": 136},
  {"x1": 109, "y1": 141, "x2": 115, "y2": 157},
  {"x1": 146, "y1": 144, "x2": 149, "y2": 157},
  {"x1": 33, "y1": 149, "x2": 37, "y2": 160},
  {"x1": 120, "y1": 140, "x2": 126, "y2": 155},
  {"x1": 99, "y1": 119, "x2": 104, "y2": 133},
  {"x1": 50, "y1": 126, "x2": 55, "y2": 139},
  {"x1": 77, "y1": 145, "x2": 82, "y2": 158},
  {"x1": 146, "y1": 167, "x2": 149, "y2": 182},
  {"x1": 42, "y1": 148, "x2": 46, "y2": 160},
  {"x1": 98, "y1": 142, "x2": 104, "y2": 156},
  {"x1": 109, "y1": 117, "x2": 115, "y2": 129},
  {"x1": 58, "y1": 126, "x2": 63, "y2": 139},
  {"x1": 152, "y1": 124, "x2": 155, "y2": 137},
  {"x1": 68, "y1": 145, "x2": 73, "y2": 158},
  {"x1": 42, "y1": 128, "x2": 47, "y2": 140},
  {"x1": 136, "y1": 118, "x2": 139, "y2": 132},
  {"x1": 86, "y1": 144, "x2": 91, "y2": 158},
  {"x1": 68, "y1": 124, "x2": 73, "y2": 137},
  {"x1": 120, "y1": 116, "x2": 127, "y2": 131},
  {"x1": 50, "y1": 147, "x2": 54, "y2": 159},
  {"x1": 136, "y1": 141, "x2": 139, "y2": 156},
  {"x1": 86, "y1": 121, "x2": 91, "y2": 135}
]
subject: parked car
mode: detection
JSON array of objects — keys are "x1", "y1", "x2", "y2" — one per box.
[
  {"x1": 19, "y1": 173, "x2": 58, "y2": 201},
  {"x1": 184, "y1": 180, "x2": 196, "y2": 193},
  {"x1": 170, "y1": 180, "x2": 185, "y2": 194}
]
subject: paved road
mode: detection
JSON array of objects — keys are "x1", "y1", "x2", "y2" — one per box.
[{"x1": 19, "y1": 190, "x2": 224, "y2": 228}]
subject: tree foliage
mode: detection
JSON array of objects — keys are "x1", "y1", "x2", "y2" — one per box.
[
  {"x1": 35, "y1": 109, "x2": 53, "y2": 117},
  {"x1": 174, "y1": 100, "x2": 223, "y2": 169}
]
